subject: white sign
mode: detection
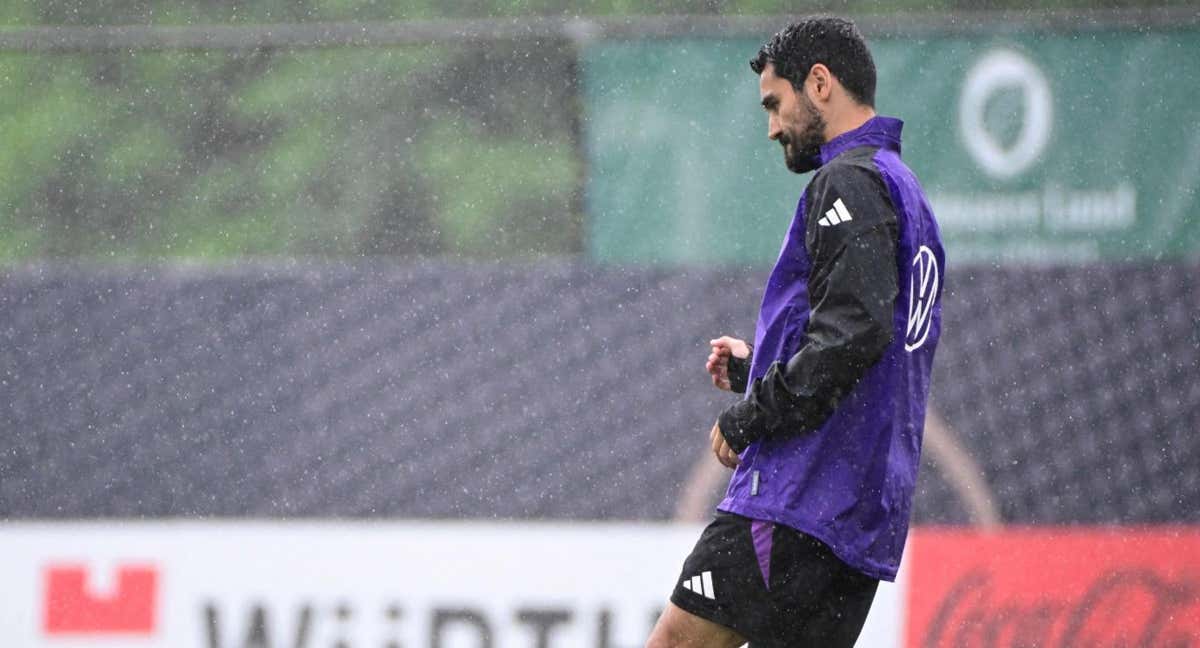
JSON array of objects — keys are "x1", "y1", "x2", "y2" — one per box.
[{"x1": 0, "y1": 521, "x2": 903, "y2": 648}]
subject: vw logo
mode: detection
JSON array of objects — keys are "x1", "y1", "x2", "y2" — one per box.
[{"x1": 905, "y1": 246, "x2": 939, "y2": 352}]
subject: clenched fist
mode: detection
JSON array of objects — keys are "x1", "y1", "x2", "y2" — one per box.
[{"x1": 706, "y1": 335, "x2": 751, "y2": 391}]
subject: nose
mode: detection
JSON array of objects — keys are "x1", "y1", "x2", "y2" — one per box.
[{"x1": 767, "y1": 114, "x2": 782, "y2": 141}]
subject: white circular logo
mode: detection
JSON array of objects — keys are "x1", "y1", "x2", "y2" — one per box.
[
  {"x1": 959, "y1": 48, "x2": 1053, "y2": 180},
  {"x1": 905, "y1": 246, "x2": 939, "y2": 353}
]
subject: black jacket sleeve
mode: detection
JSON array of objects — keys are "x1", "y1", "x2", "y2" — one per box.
[
  {"x1": 727, "y1": 345, "x2": 753, "y2": 393},
  {"x1": 718, "y1": 162, "x2": 900, "y2": 453}
]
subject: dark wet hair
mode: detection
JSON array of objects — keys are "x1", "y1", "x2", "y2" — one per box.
[{"x1": 750, "y1": 17, "x2": 876, "y2": 108}]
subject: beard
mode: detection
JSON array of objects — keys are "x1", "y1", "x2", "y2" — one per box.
[{"x1": 779, "y1": 94, "x2": 826, "y2": 174}]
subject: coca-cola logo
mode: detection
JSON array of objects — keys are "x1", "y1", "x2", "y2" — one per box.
[{"x1": 920, "y1": 568, "x2": 1200, "y2": 647}]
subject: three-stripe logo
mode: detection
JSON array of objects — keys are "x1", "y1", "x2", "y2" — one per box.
[
  {"x1": 817, "y1": 198, "x2": 853, "y2": 227},
  {"x1": 681, "y1": 571, "x2": 716, "y2": 600}
]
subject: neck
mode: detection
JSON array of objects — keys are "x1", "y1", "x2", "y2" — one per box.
[{"x1": 823, "y1": 104, "x2": 877, "y2": 143}]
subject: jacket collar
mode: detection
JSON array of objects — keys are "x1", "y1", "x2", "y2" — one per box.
[{"x1": 817, "y1": 115, "x2": 903, "y2": 167}]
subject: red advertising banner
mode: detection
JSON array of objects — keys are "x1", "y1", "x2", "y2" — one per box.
[{"x1": 906, "y1": 528, "x2": 1200, "y2": 647}]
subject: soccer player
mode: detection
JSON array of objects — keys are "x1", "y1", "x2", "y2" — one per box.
[{"x1": 645, "y1": 17, "x2": 945, "y2": 648}]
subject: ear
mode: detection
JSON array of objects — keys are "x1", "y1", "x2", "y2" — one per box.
[{"x1": 807, "y1": 63, "x2": 834, "y2": 102}]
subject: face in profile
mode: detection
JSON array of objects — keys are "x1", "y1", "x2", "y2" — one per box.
[{"x1": 759, "y1": 63, "x2": 827, "y2": 174}]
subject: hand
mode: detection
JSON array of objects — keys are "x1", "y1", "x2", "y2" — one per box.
[
  {"x1": 710, "y1": 421, "x2": 741, "y2": 469},
  {"x1": 706, "y1": 335, "x2": 751, "y2": 391}
]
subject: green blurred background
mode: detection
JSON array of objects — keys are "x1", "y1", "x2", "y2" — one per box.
[{"x1": 0, "y1": 1, "x2": 1195, "y2": 262}]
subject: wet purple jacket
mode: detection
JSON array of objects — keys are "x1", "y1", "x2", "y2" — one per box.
[{"x1": 717, "y1": 116, "x2": 944, "y2": 581}]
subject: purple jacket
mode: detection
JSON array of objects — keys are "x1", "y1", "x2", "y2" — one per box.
[{"x1": 717, "y1": 116, "x2": 944, "y2": 581}]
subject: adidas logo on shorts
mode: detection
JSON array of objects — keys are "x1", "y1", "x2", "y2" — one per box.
[{"x1": 681, "y1": 571, "x2": 716, "y2": 600}]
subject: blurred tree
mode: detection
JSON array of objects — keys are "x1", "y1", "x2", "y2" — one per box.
[
  {"x1": 0, "y1": 0, "x2": 1185, "y2": 262},
  {"x1": 0, "y1": 38, "x2": 581, "y2": 260},
  {"x1": 6, "y1": 0, "x2": 1190, "y2": 25}
]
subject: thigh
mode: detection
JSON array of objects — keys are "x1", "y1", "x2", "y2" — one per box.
[{"x1": 645, "y1": 602, "x2": 747, "y2": 648}]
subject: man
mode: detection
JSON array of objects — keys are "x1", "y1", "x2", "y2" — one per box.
[{"x1": 646, "y1": 17, "x2": 944, "y2": 648}]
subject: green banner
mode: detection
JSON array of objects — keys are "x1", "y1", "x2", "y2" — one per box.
[{"x1": 583, "y1": 29, "x2": 1200, "y2": 265}]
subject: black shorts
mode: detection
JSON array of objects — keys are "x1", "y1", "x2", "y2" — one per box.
[{"x1": 669, "y1": 513, "x2": 879, "y2": 648}]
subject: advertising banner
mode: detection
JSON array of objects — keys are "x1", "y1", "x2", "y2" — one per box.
[
  {"x1": 905, "y1": 528, "x2": 1200, "y2": 647},
  {"x1": 0, "y1": 521, "x2": 903, "y2": 648},
  {"x1": 7, "y1": 522, "x2": 1198, "y2": 647},
  {"x1": 584, "y1": 28, "x2": 1200, "y2": 265}
]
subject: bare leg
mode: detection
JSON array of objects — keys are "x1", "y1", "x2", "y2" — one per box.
[{"x1": 645, "y1": 602, "x2": 748, "y2": 648}]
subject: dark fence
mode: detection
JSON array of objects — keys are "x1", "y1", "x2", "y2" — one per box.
[{"x1": 3, "y1": 261, "x2": 1196, "y2": 524}]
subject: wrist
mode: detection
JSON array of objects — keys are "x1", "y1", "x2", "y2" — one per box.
[
  {"x1": 718, "y1": 399, "x2": 765, "y2": 454},
  {"x1": 727, "y1": 349, "x2": 752, "y2": 393}
]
